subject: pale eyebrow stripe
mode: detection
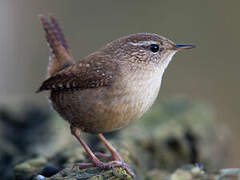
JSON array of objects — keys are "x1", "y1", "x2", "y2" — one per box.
[{"x1": 128, "y1": 41, "x2": 157, "y2": 46}]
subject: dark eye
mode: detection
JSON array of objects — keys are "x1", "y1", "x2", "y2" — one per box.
[{"x1": 149, "y1": 44, "x2": 159, "y2": 53}]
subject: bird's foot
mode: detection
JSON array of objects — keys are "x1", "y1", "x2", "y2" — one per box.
[
  {"x1": 93, "y1": 152, "x2": 120, "y2": 161},
  {"x1": 73, "y1": 160, "x2": 136, "y2": 179},
  {"x1": 93, "y1": 152, "x2": 113, "y2": 160}
]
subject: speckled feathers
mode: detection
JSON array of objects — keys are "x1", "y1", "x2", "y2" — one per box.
[{"x1": 37, "y1": 54, "x2": 118, "y2": 92}]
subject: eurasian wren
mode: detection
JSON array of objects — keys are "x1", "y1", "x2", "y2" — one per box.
[{"x1": 37, "y1": 15, "x2": 195, "y2": 179}]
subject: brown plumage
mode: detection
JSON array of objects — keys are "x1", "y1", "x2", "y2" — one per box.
[
  {"x1": 37, "y1": 15, "x2": 195, "y2": 179},
  {"x1": 38, "y1": 15, "x2": 73, "y2": 78},
  {"x1": 37, "y1": 55, "x2": 117, "y2": 92}
]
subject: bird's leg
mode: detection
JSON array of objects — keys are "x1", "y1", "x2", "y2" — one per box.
[
  {"x1": 96, "y1": 133, "x2": 123, "y2": 161},
  {"x1": 70, "y1": 127, "x2": 136, "y2": 179},
  {"x1": 93, "y1": 152, "x2": 112, "y2": 160},
  {"x1": 70, "y1": 126, "x2": 102, "y2": 167},
  {"x1": 96, "y1": 133, "x2": 136, "y2": 178}
]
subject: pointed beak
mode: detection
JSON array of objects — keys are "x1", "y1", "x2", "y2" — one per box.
[{"x1": 174, "y1": 44, "x2": 196, "y2": 50}]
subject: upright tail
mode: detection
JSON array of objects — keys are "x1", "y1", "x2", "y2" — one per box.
[{"x1": 39, "y1": 15, "x2": 74, "y2": 77}]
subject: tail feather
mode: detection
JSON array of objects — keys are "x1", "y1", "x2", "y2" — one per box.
[
  {"x1": 49, "y1": 15, "x2": 69, "y2": 52},
  {"x1": 39, "y1": 15, "x2": 74, "y2": 77}
]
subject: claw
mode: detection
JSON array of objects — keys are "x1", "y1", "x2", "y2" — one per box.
[
  {"x1": 73, "y1": 160, "x2": 135, "y2": 179},
  {"x1": 70, "y1": 128, "x2": 136, "y2": 179},
  {"x1": 93, "y1": 152, "x2": 113, "y2": 160}
]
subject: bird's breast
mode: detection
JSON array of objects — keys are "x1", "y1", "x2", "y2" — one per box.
[{"x1": 109, "y1": 68, "x2": 164, "y2": 123}]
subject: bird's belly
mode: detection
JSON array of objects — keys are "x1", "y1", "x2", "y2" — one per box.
[
  {"x1": 109, "y1": 71, "x2": 163, "y2": 125},
  {"x1": 50, "y1": 71, "x2": 162, "y2": 134}
]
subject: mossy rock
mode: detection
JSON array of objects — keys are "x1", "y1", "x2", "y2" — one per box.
[{"x1": 46, "y1": 167, "x2": 132, "y2": 180}]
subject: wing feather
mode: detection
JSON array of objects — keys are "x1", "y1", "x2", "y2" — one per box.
[{"x1": 36, "y1": 55, "x2": 117, "y2": 92}]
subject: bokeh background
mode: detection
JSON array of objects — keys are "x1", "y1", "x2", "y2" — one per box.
[{"x1": 0, "y1": 0, "x2": 239, "y2": 167}]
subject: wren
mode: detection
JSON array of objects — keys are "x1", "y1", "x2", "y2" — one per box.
[{"x1": 37, "y1": 15, "x2": 195, "y2": 179}]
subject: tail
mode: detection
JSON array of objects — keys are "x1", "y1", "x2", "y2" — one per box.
[{"x1": 39, "y1": 15, "x2": 74, "y2": 77}]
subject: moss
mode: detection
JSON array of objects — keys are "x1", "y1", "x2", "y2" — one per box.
[
  {"x1": 14, "y1": 157, "x2": 47, "y2": 179},
  {"x1": 45, "y1": 167, "x2": 131, "y2": 180}
]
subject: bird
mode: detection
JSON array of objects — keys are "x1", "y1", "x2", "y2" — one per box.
[{"x1": 37, "y1": 15, "x2": 195, "y2": 179}]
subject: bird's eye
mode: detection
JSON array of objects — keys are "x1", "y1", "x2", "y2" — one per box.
[{"x1": 149, "y1": 44, "x2": 159, "y2": 53}]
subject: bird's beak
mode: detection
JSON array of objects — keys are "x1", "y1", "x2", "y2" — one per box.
[{"x1": 174, "y1": 44, "x2": 196, "y2": 50}]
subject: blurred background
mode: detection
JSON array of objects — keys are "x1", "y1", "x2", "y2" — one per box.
[{"x1": 0, "y1": 0, "x2": 239, "y2": 169}]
